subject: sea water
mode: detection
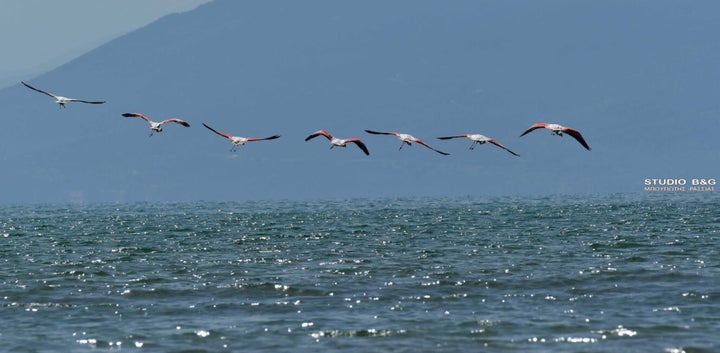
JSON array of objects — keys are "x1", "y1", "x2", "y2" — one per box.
[{"x1": 1, "y1": 194, "x2": 718, "y2": 352}]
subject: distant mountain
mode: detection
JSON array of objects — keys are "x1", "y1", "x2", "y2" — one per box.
[{"x1": 1, "y1": 0, "x2": 718, "y2": 204}]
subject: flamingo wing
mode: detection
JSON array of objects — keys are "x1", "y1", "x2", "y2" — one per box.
[
  {"x1": 202, "y1": 123, "x2": 233, "y2": 139},
  {"x1": 305, "y1": 130, "x2": 332, "y2": 141},
  {"x1": 488, "y1": 139, "x2": 520, "y2": 156},
  {"x1": 247, "y1": 135, "x2": 281, "y2": 142},
  {"x1": 69, "y1": 98, "x2": 105, "y2": 104},
  {"x1": 415, "y1": 138, "x2": 450, "y2": 155},
  {"x1": 121, "y1": 112, "x2": 152, "y2": 123},
  {"x1": 437, "y1": 134, "x2": 469, "y2": 140},
  {"x1": 21, "y1": 81, "x2": 57, "y2": 99},
  {"x1": 160, "y1": 118, "x2": 190, "y2": 127},
  {"x1": 346, "y1": 138, "x2": 370, "y2": 155},
  {"x1": 520, "y1": 122, "x2": 549, "y2": 137},
  {"x1": 364, "y1": 130, "x2": 398, "y2": 136},
  {"x1": 562, "y1": 127, "x2": 591, "y2": 150}
]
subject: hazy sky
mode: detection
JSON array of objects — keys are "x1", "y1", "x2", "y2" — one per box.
[{"x1": 0, "y1": 0, "x2": 212, "y2": 88}]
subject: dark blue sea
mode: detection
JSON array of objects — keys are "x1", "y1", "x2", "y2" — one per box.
[{"x1": 1, "y1": 194, "x2": 718, "y2": 352}]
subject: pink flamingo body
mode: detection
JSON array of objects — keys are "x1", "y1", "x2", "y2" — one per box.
[
  {"x1": 122, "y1": 112, "x2": 190, "y2": 136},
  {"x1": 520, "y1": 122, "x2": 591, "y2": 150},
  {"x1": 365, "y1": 130, "x2": 449, "y2": 155},
  {"x1": 203, "y1": 123, "x2": 280, "y2": 151},
  {"x1": 438, "y1": 134, "x2": 519, "y2": 156},
  {"x1": 22, "y1": 81, "x2": 105, "y2": 108},
  {"x1": 305, "y1": 129, "x2": 369, "y2": 155}
]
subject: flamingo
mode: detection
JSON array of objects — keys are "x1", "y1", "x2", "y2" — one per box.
[
  {"x1": 437, "y1": 134, "x2": 519, "y2": 156},
  {"x1": 121, "y1": 112, "x2": 190, "y2": 136},
  {"x1": 305, "y1": 129, "x2": 369, "y2": 155},
  {"x1": 22, "y1": 81, "x2": 105, "y2": 108},
  {"x1": 520, "y1": 122, "x2": 591, "y2": 150},
  {"x1": 365, "y1": 130, "x2": 449, "y2": 155},
  {"x1": 203, "y1": 123, "x2": 280, "y2": 151}
]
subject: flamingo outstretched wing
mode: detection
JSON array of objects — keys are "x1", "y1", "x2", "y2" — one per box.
[
  {"x1": 22, "y1": 81, "x2": 57, "y2": 99},
  {"x1": 364, "y1": 130, "x2": 398, "y2": 136},
  {"x1": 488, "y1": 139, "x2": 520, "y2": 156},
  {"x1": 562, "y1": 127, "x2": 591, "y2": 150},
  {"x1": 346, "y1": 138, "x2": 370, "y2": 155},
  {"x1": 437, "y1": 134, "x2": 469, "y2": 140},
  {"x1": 160, "y1": 118, "x2": 190, "y2": 127},
  {"x1": 203, "y1": 123, "x2": 233, "y2": 139},
  {"x1": 122, "y1": 112, "x2": 152, "y2": 123},
  {"x1": 247, "y1": 135, "x2": 281, "y2": 142},
  {"x1": 68, "y1": 98, "x2": 105, "y2": 104},
  {"x1": 415, "y1": 138, "x2": 450, "y2": 155},
  {"x1": 520, "y1": 122, "x2": 548, "y2": 137},
  {"x1": 305, "y1": 130, "x2": 333, "y2": 141}
]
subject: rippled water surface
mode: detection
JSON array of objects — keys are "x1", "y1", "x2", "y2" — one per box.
[{"x1": 1, "y1": 194, "x2": 718, "y2": 352}]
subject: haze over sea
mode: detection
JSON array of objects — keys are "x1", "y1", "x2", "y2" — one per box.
[{"x1": 1, "y1": 193, "x2": 717, "y2": 352}]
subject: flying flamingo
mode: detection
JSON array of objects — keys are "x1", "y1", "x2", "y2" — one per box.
[
  {"x1": 437, "y1": 134, "x2": 519, "y2": 156},
  {"x1": 305, "y1": 129, "x2": 369, "y2": 155},
  {"x1": 203, "y1": 123, "x2": 280, "y2": 151},
  {"x1": 121, "y1": 112, "x2": 190, "y2": 136},
  {"x1": 365, "y1": 130, "x2": 449, "y2": 155},
  {"x1": 520, "y1": 122, "x2": 591, "y2": 150},
  {"x1": 22, "y1": 81, "x2": 105, "y2": 108}
]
